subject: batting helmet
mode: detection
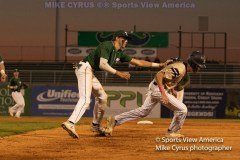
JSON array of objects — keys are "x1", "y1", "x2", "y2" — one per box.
[{"x1": 187, "y1": 51, "x2": 206, "y2": 71}]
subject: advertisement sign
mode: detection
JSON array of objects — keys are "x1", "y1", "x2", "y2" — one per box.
[
  {"x1": 0, "y1": 86, "x2": 15, "y2": 115},
  {"x1": 104, "y1": 86, "x2": 161, "y2": 118},
  {"x1": 31, "y1": 86, "x2": 94, "y2": 116},
  {"x1": 78, "y1": 31, "x2": 168, "y2": 48},
  {"x1": 161, "y1": 88, "x2": 227, "y2": 118},
  {"x1": 66, "y1": 47, "x2": 157, "y2": 58},
  {"x1": 31, "y1": 85, "x2": 160, "y2": 118}
]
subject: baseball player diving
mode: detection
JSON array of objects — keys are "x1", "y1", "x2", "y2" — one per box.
[
  {"x1": 61, "y1": 30, "x2": 170, "y2": 139},
  {"x1": 104, "y1": 51, "x2": 206, "y2": 138}
]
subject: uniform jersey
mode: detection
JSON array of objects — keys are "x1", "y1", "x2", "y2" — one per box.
[
  {"x1": 84, "y1": 41, "x2": 132, "y2": 71},
  {"x1": 9, "y1": 77, "x2": 23, "y2": 92},
  {"x1": 174, "y1": 73, "x2": 190, "y2": 91},
  {"x1": 160, "y1": 61, "x2": 187, "y2": 90}
]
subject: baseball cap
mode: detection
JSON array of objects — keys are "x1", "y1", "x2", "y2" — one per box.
[
  {"x1": 113, "y1": 30, "x2": 131, "y2": 40},
  {"x1": 14, "y1": 69, "x2": 19, "y2": 72}
]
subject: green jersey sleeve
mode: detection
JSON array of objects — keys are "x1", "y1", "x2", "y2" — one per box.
[
  {"x1": 100, "y1": 43, "x2": 112, "y2": 60},
  {"x1": 119, "y1": 52, "x2": 132, "y2": 62}
]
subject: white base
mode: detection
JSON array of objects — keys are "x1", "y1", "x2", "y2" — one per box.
[{"x1": 137, "y1": 120, "x2": 153, "y2": 125}]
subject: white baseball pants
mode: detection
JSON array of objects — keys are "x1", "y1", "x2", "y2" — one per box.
[
  {"x1": 115, "y1": 80, "x2": 188, "y2": 133},
  {"x1": 68, "y1": 61, "x2": 107, "y2": 124},
  {"x1": 11, "y1": 91, "x2": 25, "y2": 117}
]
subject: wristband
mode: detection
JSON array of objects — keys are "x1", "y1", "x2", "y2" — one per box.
[
  {"x1": 151, "y1": 63, "x2": 160, "y2": 67},
  {"x1": 159, "y1": 85, "x2": 165, "y2": 93}
]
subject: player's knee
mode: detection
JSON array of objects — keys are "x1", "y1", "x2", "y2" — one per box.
[
  {"x1": 77, "y1": 98, "x2": 91, "y2": 108},
  {"x1": 94, "y1": 96, "x2": 107, "y2": 112},
  {"x1": 100, "y1": 92, "x2": 108, "y2": 102},
  {"x1": 181, "y1": 104, "x2": 188, "y2": 114},
  {"x1": 98, "y1": 99, "x2": 107, "y2": 111},
  {"x1": 97, "y1": 92, "x2": 108, "y2": 106},
  {"x1": 17, "y1": 102, "x2": 25, "y2": 107},
  {"x1": 139, "y1": 108, "x2": 151, "y2": 118}
]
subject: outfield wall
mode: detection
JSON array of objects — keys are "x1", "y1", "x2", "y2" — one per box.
[{"x1": 0, "y1": 85, "x2": 239, "y2": 118}]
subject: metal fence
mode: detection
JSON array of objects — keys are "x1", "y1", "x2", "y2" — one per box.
[
  {"x1": 6, "y1": 70, "x2": 240, "y2": 88},
  {"x1": 1, "y1": 30, "x2": 240, "y2": 63}
]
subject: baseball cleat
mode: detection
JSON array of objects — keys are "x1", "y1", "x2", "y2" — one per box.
[
  {"x1": 90, "y1": 123, "x2": 106, "y2": 136},
  {"x1": 61, "y1": 121, "x2": 79, "y2": 139},
  {"x1": 105, "y1": 116, "x2": 116, "y2": 136},
  {"x1": 8, "y1": 107, "x2": 14, "y2": 117},
  {"x1": 165, "y1": 132, "x2": 185, "y2": 138}
]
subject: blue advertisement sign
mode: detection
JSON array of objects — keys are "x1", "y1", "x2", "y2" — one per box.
[
  {"x1": 161, "y1": 88, "x2": 227, "y2": 118},
  {"x1": 31, "y1": 86, "x2": 94, "y2": 116}
]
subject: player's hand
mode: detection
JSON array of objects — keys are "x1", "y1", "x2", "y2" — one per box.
[
  {"x1": 160, "y1": 93, "x2": 169, "y2": 105},
  {"x1": 115, "y1": 71, "x2": 131, "y2": 80}
]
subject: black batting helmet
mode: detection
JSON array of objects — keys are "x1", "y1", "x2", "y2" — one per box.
[{"x1": 187, "y1": 51, "x2": 206, "y2": 71}]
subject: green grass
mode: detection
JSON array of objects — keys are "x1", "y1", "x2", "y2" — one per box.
[{"x1": 0, "y1": 121, "x2": 61, "y2": 137}]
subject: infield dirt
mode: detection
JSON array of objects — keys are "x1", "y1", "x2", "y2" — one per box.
[{"x1": 0, "y1": 117, "x2": 239, "y2": 160}]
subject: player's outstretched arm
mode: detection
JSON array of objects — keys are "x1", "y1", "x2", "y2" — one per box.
[{"x1": 129, "y1": 58, "x2": 172, "y2": 69}]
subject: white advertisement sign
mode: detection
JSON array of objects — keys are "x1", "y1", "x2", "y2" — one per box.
[
  {"x1": 104, "y1": 86, "x2": 161, "y2": 118},
  {"x1": 66, "y1": 47, "x2": 157, "y2": 58}
]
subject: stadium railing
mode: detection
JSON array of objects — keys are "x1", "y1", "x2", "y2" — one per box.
[{"x1": 4, "y1": 70, "x2": 240, "y2": 88}]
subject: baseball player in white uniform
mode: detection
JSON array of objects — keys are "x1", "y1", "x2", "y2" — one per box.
[
  {"x1": 105, "y1": 51, "x2": 206, "y2": 138},
  {"x1": 8, "y1": 69, "x2": 27, "y2": 118},
  {"x1": 61, "y1": 30, "x2": 170, "y2": 139}
]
